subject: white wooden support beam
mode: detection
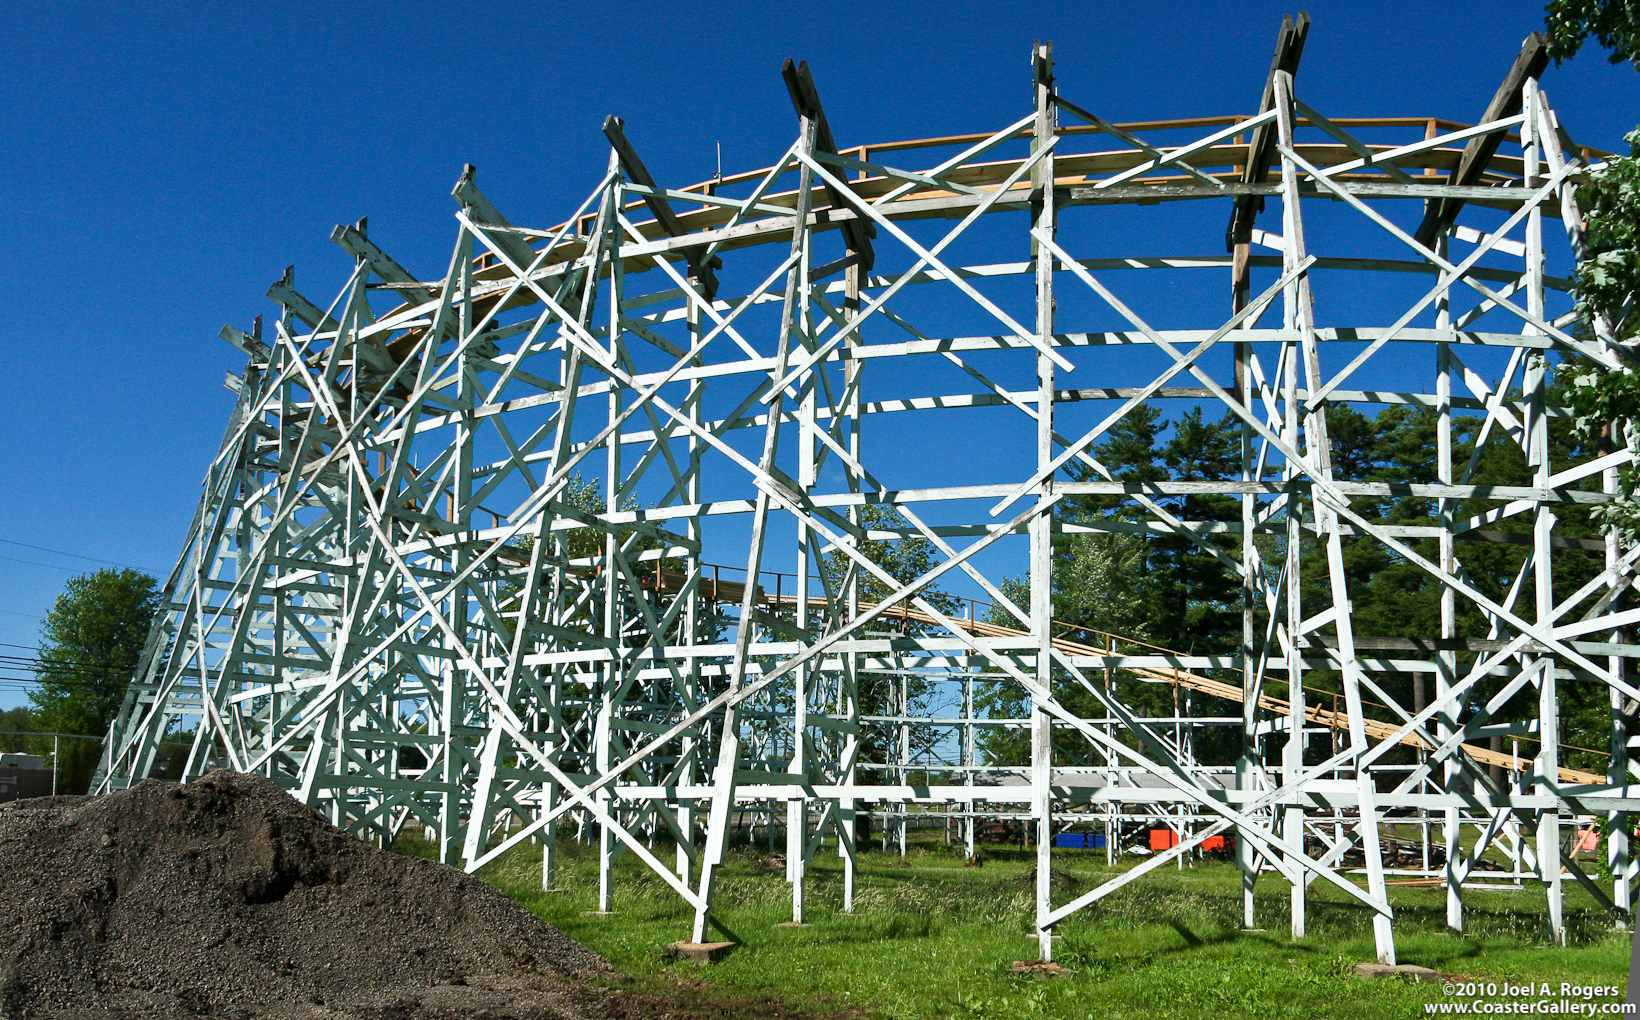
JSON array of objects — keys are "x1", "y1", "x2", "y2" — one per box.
[
  {"x1": 451, "y1": 164, "x2": 542, "y2": 275},
  {"x1": 97, "y1": 41, "x2": 1635, "y2": 961},
  {"x1": 266, "y1": 265, "x2": 339, "y2": 335},
  {"x1": 1226, "y1": 11, "x2": 1310, "y2": 253},
  {"x1": 1029, "y1": 37, "x2": 1057, "y2": 963},
  {"x1": 332, "y1": 221, "x2": 438, "y2": 306},
  {"x1": 601, "y1": 116, "x2": 722, "y2": 299},
  {"x1": 782, "y1": 58, "x2": 876, "y2": 270},
  {"x1": 1414, "y1": 32, "x2": 1549, "y2": 245}
]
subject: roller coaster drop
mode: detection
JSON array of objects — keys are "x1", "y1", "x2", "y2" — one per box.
[{"x1": 96, "y1": 19, "x2": 1640, "y2": 963}]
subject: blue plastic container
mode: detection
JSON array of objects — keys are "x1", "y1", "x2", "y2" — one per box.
[{"x1": 1052, "y1": 832, "x2": 1109, "y2": 849}]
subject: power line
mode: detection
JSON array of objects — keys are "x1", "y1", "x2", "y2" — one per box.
[
  {"x1": 0, "y1": 662, "x2": 135, "y2": 681},
  {"x1": 0, "y1": 644, "x2": 140, "y2": 670},
  {"x1": 0, "y1": 654, "x2": 140, "y2": 676},
  {"x1": 0, "y1": 554, "x2": 97, "y2": 575},
  {"x1": 0, "y1": 674, "x2": 121, "y2": 691},
  {"x1": 0, "y1": 538, "x2": 161, "y2": 575}
]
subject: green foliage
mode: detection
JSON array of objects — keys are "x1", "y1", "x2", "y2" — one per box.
[
  {"x1": 442, "y1": 831, "x2": 1631, "y2": 1020},
  {"x1": 1061, "y1": 403, "x2": 1244, "y2": 657},
  {"x1": 1296, "y1": 387, "x2": 1614, "y2": 771},
  {"x1": 1562, "y1": 355, "x2": 1640, "y2": 538},
  {"x1": 1546, "y1": 0, "x2": 1640, "y2": 68},
  {"x1": 30, "y1": 568, "x2": 159, "y2": 736},
  {"x1": 30, "y1": 568, "x2": 160, "y2": 794},
  {"x1": 821, "y1": 504, "x2": 963, "y2": 769},
  {"x1": 556, "y1": 471, "x2": 631, "y2": 562},
  {"x1": 1560, "y1": 136, "x2": 1640, "y2": 535},
  {"x1": 1052, "y1": 532, "x2": 1150, "y2": 641},
  {"x1": 503, "y1": 472, "x2": 674, "y2": 629},
  {"x1": 0, "y1": 706, "x2": 44, "y2": 758},
  {"x1": 974, "y1": 535, "x2": 1151, "y2": 766},
  {"x1": 1569, "y1": 130, "x2": 1640, "y2": 328},
  {"x1": 974, "y1": 403, "x2": 1247, "y2": 766},
  {"x1": 821, "y1": 504, "x2": 961, "y2": 619},
  {"x1": 970, "y1": 388, "x2": 1613, "y2": 773},
  {"x1": 0, "y1": 706, "x2": 38, "y2": 733},
  {"x1": 1547, "y1": 0, "x2": 1640, "y2": 537}
]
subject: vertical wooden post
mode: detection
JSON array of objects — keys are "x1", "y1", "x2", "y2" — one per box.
[
  {"x1": 964, "y1": 674, "x2": 976, "y2": 858},
  {"x1": 595, "y1": 172, "x2": 626, "y2": 914},
  {"x1": 1030, "y1": 39, "x2": 1058, "y2": 962},
  {"x1": 1436, "y1": 246, "x2": 1464, "y2": 931},
  {"x1": 838, "y1": 253, "x2": 864, "y2": 913},
  {"x1": 678, "y1": 267, "x2": 704, "y2": 886},
  {"x1": 439, "y1": 232, "x2": 476, "y2": 869},
  {"x1": 1521, "y1": 78, "x2": 1566, "y2": 945}
]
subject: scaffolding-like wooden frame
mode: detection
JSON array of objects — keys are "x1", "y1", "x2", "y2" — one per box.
[{"x1": 96, "y1": 23, "x2": 1639, "y2": 964}]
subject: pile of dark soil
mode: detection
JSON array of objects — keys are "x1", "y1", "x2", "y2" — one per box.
[{"x1": 0, "y1": 770, "x2": 624, "y2": 1019}]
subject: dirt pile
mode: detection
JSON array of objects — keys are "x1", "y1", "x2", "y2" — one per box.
[{"x1": 0, "y1": 770, "x2": 615, "y2": 1019}]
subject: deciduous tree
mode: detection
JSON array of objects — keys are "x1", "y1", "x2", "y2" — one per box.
[{"x1": 31, "y1": 568, "x2": 160, "y2": 792}]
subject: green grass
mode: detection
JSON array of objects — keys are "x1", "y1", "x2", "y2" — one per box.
[{"x1": 394, "y1": 832, "x2": 1631, "y2": 1020}]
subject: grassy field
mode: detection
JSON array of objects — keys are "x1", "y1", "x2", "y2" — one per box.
[{"x1": 394, "y1": 831, "x2": 1631, "y2": 1020}]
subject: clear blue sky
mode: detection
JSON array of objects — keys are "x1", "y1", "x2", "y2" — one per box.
[{"x1": 3, "y1": 0, "x2": 1638, "y2": 709}]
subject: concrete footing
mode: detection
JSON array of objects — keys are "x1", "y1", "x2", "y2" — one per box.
[
  {"x1": 1009, "y1": 960, "x2": 1072, "y2": 977},
  {"x1": 1354, "y1": 962, "x2": 1441, "y2": 983},
  {"x1": 668, "y1": 941, "x2": 737, "y2": 963}
]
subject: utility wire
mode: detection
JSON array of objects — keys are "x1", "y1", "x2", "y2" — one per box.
[
  {"x1": 0, "y1": 538, "x2": 161, "y2": 575},
  {"x1": 0, "y1": 651, "x2": 142, "y2": 674},
  {"x1": 1, "y1": 654, "x2": 166, "y2": 674},
  {"x1": 0, "y1": 672, "x2": 128, "y2": 689},
  {"x1": 0, "y1": 554, "x2": 94, "y2": 575}
]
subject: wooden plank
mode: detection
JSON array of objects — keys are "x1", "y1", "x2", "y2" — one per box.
[
  {"x1": 1414, "y1": 33, "x2": 1549, "y2": 244},
  {"x1": 218, "y1": 320, "x2": 271, "y2": 362},
  {"x1": 689, "y1": 585, "x2": 1609, "y2": 787},
  {"x1": 601, "y1": 116, "x2": 721, "y2": 298},
  {"x1": 265, "y1": 265, "x2": 338, "y2": 333},
  {"x1": 1073, "y1": 181, "x2": 1538, "y2": 202},
  {"x1": 450, "y1": 164, "x2": 540, "y2": 272},
  {"x1": 1226, "y1": 12, "x2": 1310, "y2": 249},
  {"x1": 332, "y1": 221, "x2": 438, "y2": 306},
  {"x1": 782, "y1": 58, "x2": 876, "y2": 268},
  {"x1": 1053, "y1": 93, "x2": 1225, "y2": 189}
]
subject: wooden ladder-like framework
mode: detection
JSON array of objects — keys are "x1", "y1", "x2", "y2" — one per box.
[{"x1": 96, "y1": 20, "x2": 1639, "y2": 964}]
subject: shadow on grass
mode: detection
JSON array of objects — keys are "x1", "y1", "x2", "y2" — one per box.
[{"x1": 405, "y1": 831, "x2": 1628, "y2": 1020}]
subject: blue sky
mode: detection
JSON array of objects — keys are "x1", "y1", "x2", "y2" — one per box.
[{"x1": 3, "y1": 0, "x2": 1639, "y2": 710}]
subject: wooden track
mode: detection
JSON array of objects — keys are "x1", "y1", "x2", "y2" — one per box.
[
  {"x1": 649, "y1": 570, "x2": 1605, "y2": 786},
  {"x1": 428, "y1": 113, "x2": 1616, "y2": 302}
]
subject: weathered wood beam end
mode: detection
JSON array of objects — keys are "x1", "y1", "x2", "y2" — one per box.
[
  {"x1": 1413, "y1": 32, "x2": 1549, "y2": 246},
  {"x1": 782, "y1": 58, "x2": 876, "y2": 270},
  {"x1": 1225, "y1": 11, "x2": 1311, "y2": 252},
  {"x1": 602, "y1": 115, "x2": 721, "y2": 299}
]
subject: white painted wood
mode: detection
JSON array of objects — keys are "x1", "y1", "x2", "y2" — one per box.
[{"x1": 95, "y1": 46, "x2": 1636, "y2": 956}]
